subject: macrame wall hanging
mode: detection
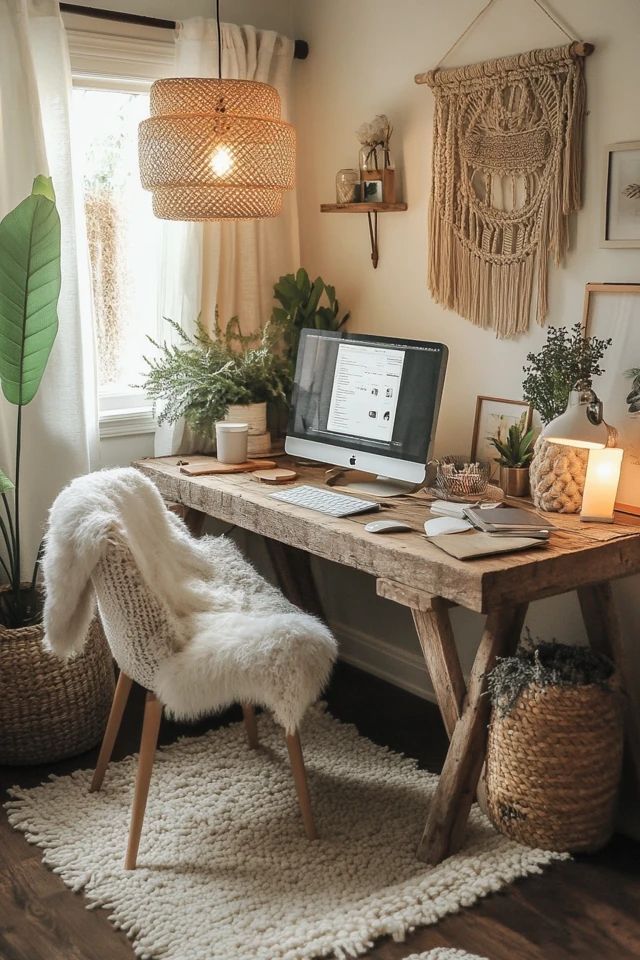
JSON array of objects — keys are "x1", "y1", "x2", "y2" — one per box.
[{"x1": 415, "y1": 0, "x2": 594, "y2": 338}]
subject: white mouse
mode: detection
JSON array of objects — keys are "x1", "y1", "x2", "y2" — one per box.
[
  {"x1": 364, "y1": 519, "x2": 414, "y2": 534},
  {"x1": 424, "y1": 516, "x2": 473, "y2": 537}
]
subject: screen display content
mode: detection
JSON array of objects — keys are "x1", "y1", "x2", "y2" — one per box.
[{"x1": 288, "y1": 331, "x2": 447, "y2": 465}]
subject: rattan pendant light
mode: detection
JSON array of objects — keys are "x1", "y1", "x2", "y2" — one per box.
[{"x1": 138, "y1": 0, "x2": 295, "y2": 221}]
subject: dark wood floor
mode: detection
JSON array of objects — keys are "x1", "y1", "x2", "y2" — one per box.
[{"x1": 1, "y1": 661, "x2": 639, "y2": 960}]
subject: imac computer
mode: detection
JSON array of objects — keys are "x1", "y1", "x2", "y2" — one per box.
[{"x1": 285, "y1": 330, "x2": 448, "y2": 496}]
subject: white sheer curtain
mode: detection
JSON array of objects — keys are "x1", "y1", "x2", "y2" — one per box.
[
  {"x1": 0, "y1": 0, "x2": 98, "y2": 576},
  {"x1": 155, "y1": 18, "x2": 299, "y2": 455}
]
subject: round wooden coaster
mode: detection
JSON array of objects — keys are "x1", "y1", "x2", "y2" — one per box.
[{"x1": 252, "y1": 468, "x2": 298, "y2": 484}]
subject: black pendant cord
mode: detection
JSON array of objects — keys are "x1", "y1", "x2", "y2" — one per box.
[{"x1": 216, "y1": 0, "x2": 222, "y2": 80}]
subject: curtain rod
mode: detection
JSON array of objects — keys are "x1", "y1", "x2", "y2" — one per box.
[{"x1": 59, "y1": 3, "x2": 310, "y2": 59}]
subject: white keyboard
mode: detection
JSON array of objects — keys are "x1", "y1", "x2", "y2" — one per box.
[{"x1": 269, "y1": 484, "x2": 380, "y2": 518}]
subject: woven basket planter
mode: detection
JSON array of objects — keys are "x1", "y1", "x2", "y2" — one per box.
[
  {"x1": 0, "y1": 616, "x2": 115, "y2": 766},
  {"x1": 486, "y1": 680, "x2": 623, "y2": 852}
]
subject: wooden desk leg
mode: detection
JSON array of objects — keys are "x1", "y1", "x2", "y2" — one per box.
[
  {"x1": 416, "y1": 602, "x2": 528, "y2": 865},
  {"x1": 265, "y1": 539, "x2": 325, "y2": 620},
  {"x1": 578, "y1": 582, "x2": 640, "y2": 794},
  {"x1": 412, "y1": 599, "x2": 465, "y2": 738}
]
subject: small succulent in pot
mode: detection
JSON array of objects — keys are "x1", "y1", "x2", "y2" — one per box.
[{"x1": 488, "y1": 418, "x2": 535, "y2": 498}]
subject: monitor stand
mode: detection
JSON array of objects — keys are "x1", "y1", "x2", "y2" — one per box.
[{"x1": 325, "y1": 468, "x2": 421, "y2": 498}]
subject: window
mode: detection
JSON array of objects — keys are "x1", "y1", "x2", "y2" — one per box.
[
  {"x1": 66, "y1": 25, "x2": 175, "y2": 434},
  {"x1": 73, "y1": 87, "x2": 160, "y2": 401}
]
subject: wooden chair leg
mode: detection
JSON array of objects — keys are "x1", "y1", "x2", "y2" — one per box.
[
  {"x1": 241, "y1": 703, "x2": 259, "y2": 749},
  {"x1": 286, "y1": 730, "x2": 317, "y2": 841},
  {"x1": 90, "y1": 671, "x2": 133, "y2": 793},
  {"x1": 124, "y1": 691, "x2": 163, "y2": 870}
]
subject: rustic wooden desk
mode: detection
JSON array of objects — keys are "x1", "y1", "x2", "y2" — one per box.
[{"x1": 136, "y1": 457, "x2": 640, "y2": 865}]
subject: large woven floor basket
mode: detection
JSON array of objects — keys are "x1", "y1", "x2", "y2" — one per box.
[
  {"x1": 0, "y1": 619, "x2": 115, "y2": 766},
  {"x1": 486, "y1": 681, "x2": 623, "y2": 852}
]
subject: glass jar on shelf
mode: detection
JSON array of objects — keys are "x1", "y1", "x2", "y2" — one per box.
[
  {"x1": 335, "y1": 168, "x2": 361, "y2": 204},
  {"x1": 359, "y1": 144, "x2": 384, "y2": 175}
]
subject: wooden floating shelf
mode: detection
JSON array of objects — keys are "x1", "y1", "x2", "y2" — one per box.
[
  {"x1": 320, "y1": 202, "x2": 408, "y2": 267},
  {"x1": 320, "y1": 202, "x2": 407, "y2": 213}
]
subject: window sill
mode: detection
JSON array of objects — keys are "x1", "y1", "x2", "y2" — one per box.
[{"x1": 99, "y1": 407, "x2": 156, "y2": 439}]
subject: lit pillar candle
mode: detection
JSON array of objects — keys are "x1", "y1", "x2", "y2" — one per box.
[{"x1": 580, "y1": 448, "x2": 623, "y2": 523}]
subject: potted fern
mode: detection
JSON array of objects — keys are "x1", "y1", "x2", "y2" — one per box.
[
  {"x1": 0, "y1": 177, "x2": 114, "y2": 764},
  {"x1": 140, "y1": 313, "x2": 289, "y2": 454},
  {"x1": 488, "y1": 418, "x2": 536, "y2": 497}
]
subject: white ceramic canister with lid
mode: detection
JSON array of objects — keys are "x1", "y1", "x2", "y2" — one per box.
[{"x1": 215, "y1": 422, "x2": 249, "y2": 464}]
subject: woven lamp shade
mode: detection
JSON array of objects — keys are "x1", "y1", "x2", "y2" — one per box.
[{"x1": 139, "y1": 78, "x2": 295, "y2": 221}]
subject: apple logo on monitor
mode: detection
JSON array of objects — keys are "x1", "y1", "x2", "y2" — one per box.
[{"x1": 349, "y1": 454, "x2": 356, "y2": 465}]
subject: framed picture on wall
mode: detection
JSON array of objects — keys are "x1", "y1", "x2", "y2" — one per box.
[
  {"x1": 601, "y1": 141, "x2": 640, "y2": 247},
  {"x1": 582, "y1": 282, "x2": 640, "y2": 515},
  {"x1": 470, "y1": 396, "x2": 533, "y2": 479}
]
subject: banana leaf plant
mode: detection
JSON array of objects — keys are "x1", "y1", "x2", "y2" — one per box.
[{"x1": 0, "y1": 176, "x2": 61, "y2": 627}]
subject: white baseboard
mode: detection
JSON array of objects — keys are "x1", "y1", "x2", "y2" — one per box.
[{"x1": 329, "y1": 618, "x2": 437, "y2": 704}]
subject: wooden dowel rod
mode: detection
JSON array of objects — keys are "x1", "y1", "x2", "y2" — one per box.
[{"x1": 415, "y1": 40, "x2": 595, "y2": 84}]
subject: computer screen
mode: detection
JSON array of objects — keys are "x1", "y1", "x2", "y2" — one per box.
[{"x1": 286, "y1": 330, "x2": 447, "y2": 484}]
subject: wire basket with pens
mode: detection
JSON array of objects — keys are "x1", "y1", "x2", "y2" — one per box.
[{"x1": 429, "y1": 457, "x2": 491, "y2": 501}]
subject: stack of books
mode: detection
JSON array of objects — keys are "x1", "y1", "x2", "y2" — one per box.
[{"x1": 463, "y1": 506, "x2": 552, "y2": 540}]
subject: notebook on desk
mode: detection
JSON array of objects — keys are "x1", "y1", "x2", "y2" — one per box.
[{"x1": 464, "y1": 506, "x2": 553, "y2": 535}]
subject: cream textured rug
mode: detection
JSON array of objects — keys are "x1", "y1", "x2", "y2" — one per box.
[
  {"x1": 6, "y1": 707, "x2": 562, "y2": 960},
  {"x1": 405, "y1": 951, "x2": 487, "y2": 960}
]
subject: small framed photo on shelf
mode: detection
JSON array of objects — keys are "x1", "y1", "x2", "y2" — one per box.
[
  {"x1": 582, "y1": 282, "x2": 640, "y2": 515},
  {"x1": 361, "y1": 179, "x2": 383, "y2": 203},
  {"x1": 602, "y1": 141, "x2": 640, "y2": 248},
  {"x1": 470, "y1": 396, "x2": 533, "y2": 479}
]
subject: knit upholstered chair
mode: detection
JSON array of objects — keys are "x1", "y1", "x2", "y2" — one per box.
[{"x1": 42, "y1": 468, "x2": 337, "y2": 870}]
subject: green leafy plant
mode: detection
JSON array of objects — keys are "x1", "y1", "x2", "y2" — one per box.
[
  {"x1": 488, "y1": 418, "x2": 536, "y2": 468},
  {"x1": 270, "y1": 268, "x2": 350, "y2": 375},
  {"x1": 0, "y1": 176, "x2": 61, "y2": 626},
  {"x1": 140, "y1": 313, "x2": 289, "y2": 438},
  {"x1": 626, "y1": 367, "x2": 640, "y2": 413},
  {"x1": 488, "y1": 633, "x2": 614, "y2": 717},
  {"x1": 522, "y1": 323, "x2": 612, "y2": 424}
]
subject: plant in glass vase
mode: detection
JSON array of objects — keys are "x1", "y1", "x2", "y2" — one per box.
[{"x1": 356, "y1": 114, "x2": 395, "y2": 202}]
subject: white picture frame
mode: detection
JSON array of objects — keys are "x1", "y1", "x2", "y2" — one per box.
[
  {"x1": 601, "y1": 141, "x2": 640, "y2": 248},
  {"x1": 583, "y1": 283, "x2": 640, "y2": 516}
]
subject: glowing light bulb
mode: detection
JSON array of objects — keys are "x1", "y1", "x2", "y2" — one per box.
[{"x1": 210, "y1": 146, "x2": 233, "y2": 177}]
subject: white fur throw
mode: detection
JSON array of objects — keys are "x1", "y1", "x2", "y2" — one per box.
[{"x1": 42, "y1": 467, "x2": 336, "y2": 732}]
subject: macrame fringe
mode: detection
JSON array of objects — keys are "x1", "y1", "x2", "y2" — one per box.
[{"x1": 428, "y1": 204, "x2": 536, "y2": 337}]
